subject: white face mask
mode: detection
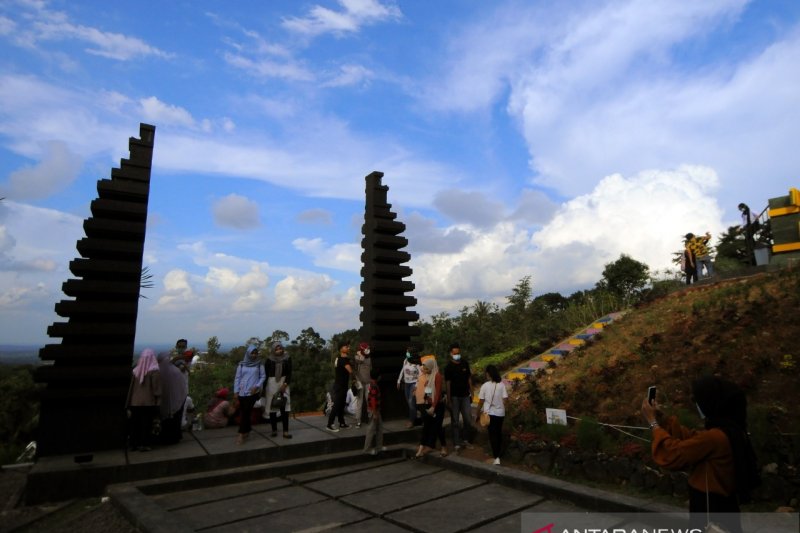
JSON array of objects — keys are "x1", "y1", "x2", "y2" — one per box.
[
  {"x1": 452, "y1": 354, "x2": 461, "y2": 361},
  {"x1": 364, "y1": 348, "x2": 370, "y2": 355},
  {"x1": 696, "y1": 402, "x2": 706, "y2": 420},
  {"x1": 405, "y1": 352, "x2": 411, "y2": 359}
]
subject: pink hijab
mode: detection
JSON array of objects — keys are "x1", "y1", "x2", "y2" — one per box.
[{"x1": 133, "y1": 348, "x2": 159, "y2": 384}]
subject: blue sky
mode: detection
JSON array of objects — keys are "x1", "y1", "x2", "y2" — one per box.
[{"x1": 1, "y1": 0, "x2": 799, "y2": 347}]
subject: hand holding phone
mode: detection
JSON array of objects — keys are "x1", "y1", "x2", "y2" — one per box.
[{"x1": 647, "y1": 385, "x2": 657, "y2": 405}]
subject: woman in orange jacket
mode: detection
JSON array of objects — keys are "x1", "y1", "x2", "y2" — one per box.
[{"x1": 641, "y1": 376, "x2": 759, "y2": 533}]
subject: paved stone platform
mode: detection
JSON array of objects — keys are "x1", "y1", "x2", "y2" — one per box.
[
  {"x1": 106, "y1": 446, "x2": 692, "y2": 533},
  {"x1": 25, "y1": 414, "x2": 419, "y2": 504}
]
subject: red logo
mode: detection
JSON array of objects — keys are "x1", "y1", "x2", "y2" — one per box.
[{"x1": 532, "y1": 524, "x2": 554, "y2": 533}]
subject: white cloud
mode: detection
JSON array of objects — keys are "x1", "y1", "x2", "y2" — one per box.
[
  {"x1": 223, "y1": 52, "x2": 314, "y2": 82},
  {"x1": 282, "y1": 0, "x2": 402, "y2": 37},
  {"x1": 422, "y1": 1, "x2": 798, "y2": 213},
  {"x1": 273, "y1": 273, "x2": 335, "y2": 310},
  {"x1": 5, "y1": 2, "x2": 170, "y2": 61},
  {"x1": 0, "y1": 140, "x2": 82, "y2": 200},
  {"x1": 404, "y1": 212, "x2": 471, "y2": 254},
  {"x1": 292, "y1": 237, "x2": 361, "y2": 272},
  {"x1": 296, "y1": 208, "x2": 333, "y2": 225},
  {"x1": 409, "y1": 165, "x2": 725, "y2": 320},
  {"x1": 323, "y1": 64, "x2": 375, "y2": 88},
  {"x1": 433, "y1": 189, "x2": 506, "y2": 228},
  {"x1": 139, "y1": 96, "x2": 197, "y2": 128},
  {"x1": 212, "y1": 194, "x2": 261, "y2": 229},
  {"x1": 510, "y1": 189, "x2": 559, "y2": 226}
]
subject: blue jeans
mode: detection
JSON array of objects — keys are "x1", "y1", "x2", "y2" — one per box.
[
  {"x1": 450, "y1": 396, "x2": 473, "y2": 445},
  {"x1": 403, "y1": 382, "x2": 417, "y2": 423},
  {"x1": 697, "y1": 255, "x2": 713, "y2": 278}
]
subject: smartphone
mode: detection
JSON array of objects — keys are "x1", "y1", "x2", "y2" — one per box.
[{"x1": 647, "y1": 386, "x2": 657, "y2": 405}]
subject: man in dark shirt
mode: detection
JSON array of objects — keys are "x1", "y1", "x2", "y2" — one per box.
[
  {"x1": 327, "y1": 342, "x2": 353, "y2": 431},
  {"x1": 444, "y1": 342, "x2": 474, "y2": 450}
]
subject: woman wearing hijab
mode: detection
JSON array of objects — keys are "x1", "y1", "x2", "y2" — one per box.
[
  {"x1": 204, "y1": 387, "x2": 235, "y2": 429},
  {"x1": 476, "y1": 365, "x2": 508, "y2": 465},
  {"x1": 126, "y1": 348, "x2": 161, "y2": 451},
  {"x1": 642, "y1": 375, "x2": 760, "y2": 533},
  {"x1": 263, "y1": 341, "x2": 293, "y2": 439},
  {"x1": 156, "y1": 351, "x2": 189, "y2": 445},
  {"x1": 396, "y1": 346, "x2": 421, "y2": 428},
  {"x1": 414, "y1": 356, "x2": 446, "y2": 458},
  {"x1": 234, "y1": 345, "x2": 266, "y2": 444}
]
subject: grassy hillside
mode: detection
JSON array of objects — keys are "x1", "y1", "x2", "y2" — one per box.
[{"x1": 517, "y1": 267, "x2": 800, "y2": 464}]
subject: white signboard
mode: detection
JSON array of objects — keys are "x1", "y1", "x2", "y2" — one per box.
[{"x1": 545, "y1": 408, "x2": 567, "y2": 425}]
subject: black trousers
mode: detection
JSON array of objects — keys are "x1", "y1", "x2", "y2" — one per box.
[
  {"x1": 327, "y1": 384, "x2": 347, "y2": 426},
  {"x1": 238, "y1": 395, "x2": 258, "y2": 434},
  {"x1": 270, "y1": 409, "x2": 289, "y2": 432},
  {"x1": 129, "y1": 406, "x2": 157, "y2": 448},
  {"x1": 488, "y1": 415, "x2": 504, "y2": 458},
  {"x1": 420, "y1": 402, "x2": 446, "y2": 448}
]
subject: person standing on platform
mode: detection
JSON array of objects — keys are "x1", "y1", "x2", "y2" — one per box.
[
  {"x1": 126, "y1": 348, "x2": 161, "y2": 452},
  {"x1": 445, "y1": 342, "x2": 474, "y2": 451},
  {"x1": 353, "y1": 341, "x2": 372, "y2": 428},
  {"x1": 264, "y1": 341, "x2": 292, "y2": 439},
  {"x1": 363, "y1": 368, "x2": 386, "y2": 455},
  {"x1": 327, "y1": 341, "x2": 353, "y2": 432},
  {"x1": 397, "y1": 346, "x2": 421, "y2": 428},
  {"x1": 234, "y1": 345, "x2": 265, "y2": 445}
]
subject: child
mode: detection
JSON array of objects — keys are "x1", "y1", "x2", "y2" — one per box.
[{"x1": 363, "y1": 368, "x2": 386, "y2": 455}]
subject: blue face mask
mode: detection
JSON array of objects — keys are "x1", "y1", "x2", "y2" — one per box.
[
  {"x1": 696, "y1": 402, "x2": 706, "y2": 420},
  {"x1": 405, "y1": 352, "x2": 411, "y2": 359}
]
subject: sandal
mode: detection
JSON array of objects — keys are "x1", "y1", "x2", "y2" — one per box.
[
  {"x1": 283, "y1": 432, "x2": 292, "y2": 439},
  {"x1": 440, "y1": 448, "x2": 448, "y2": 457}
]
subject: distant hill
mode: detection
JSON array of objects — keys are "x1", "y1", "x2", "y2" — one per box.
[{"x1": 0, "y1": 346, "x2": 40, "y2": 366}]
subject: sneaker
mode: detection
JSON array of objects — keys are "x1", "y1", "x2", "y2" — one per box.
[
  {"x1": 326, "y1": 425, "x2": 339, "y2": 432},
  {"x1": 380, "y1": 446, "x2": 388, "y2": 452},
  {"x1": 356, "y1": 423, "x2": 361, "y2": 428},
  {"x1": 493, "y1": 457, "x2": 501, "y2": 465},
  {"x1": 369, "y1": 449, "x2": 378, "y2": 456},
  {"x1": 339, "y1": 423, "x2": 350, "y2": 429},
  {"x1": 454, "y1": 445, "x2": 461, "y2": 452}
]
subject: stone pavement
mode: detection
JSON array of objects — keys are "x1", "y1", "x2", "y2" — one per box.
[
  {"x1": 107, "y1": 447, "x2": 699, "y2": 533},
  {"x1": 25, "y1": 414, "x2": 418, "y2": 504}
]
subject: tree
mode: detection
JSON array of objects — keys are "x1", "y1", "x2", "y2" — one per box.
[
  {"x1": 265, "y1": 330, "x2": 290, "y2": 348},
  {"x1": 506, "y1": 276, "x2": 532, "y2": 311},
  {"x1": 206, "y1": 336, "x2": 221, "y2": 358},
  {"x1": 596, "y1": 254, "x2": 649, "y2": 305}
]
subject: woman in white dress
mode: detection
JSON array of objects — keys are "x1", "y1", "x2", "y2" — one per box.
[{"x1": 264, "y1": 341, "x2": 292, "y2": 438}]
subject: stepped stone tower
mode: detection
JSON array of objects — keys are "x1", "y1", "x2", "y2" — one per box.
[
  {"x1": 36, "y1": 123, "x2": 156, "y2": 456},
  {"x1": 359, "y1": 171, "x2": 420, "y2": 406}
]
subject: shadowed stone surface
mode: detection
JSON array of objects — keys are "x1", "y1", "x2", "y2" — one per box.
[
  {"x1": 173, "y1": 485, "x2": 326, "y2": 530},
  {"x1": 305, "y1": 460, "x2": 440, "y2": 497},
  {"x1": 151, "y1": 478, "x2": 291, "y2": 510},
  {"x1": 386, "y1": 483, "x2": 542, "y2": 533},
  {"x1": 205, "y1": 499, "x2": 370, "y2": 533},
  {"x1": 341, "y1": 469, "x2": 486, "y2": 515}
]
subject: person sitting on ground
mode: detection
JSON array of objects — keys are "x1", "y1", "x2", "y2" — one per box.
[
  {"x1": 641, "y1": 375, "x2": 760, "y2": 533},
  {"x1": 204, "y1": 387, "x2": 235, "y2": 429}
]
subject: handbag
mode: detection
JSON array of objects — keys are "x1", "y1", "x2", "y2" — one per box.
[
  {"x1": 480, "y1": 384, "x2": 497, "y2": 427},
  {"x1": 271, "y1": 391, "x2": 287, "y2": 410}
]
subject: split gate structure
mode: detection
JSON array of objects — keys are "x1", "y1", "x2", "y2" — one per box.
[
  {"x1": 359, "y1": 171, "x2": 421, "y2": 411},
  {"x1": 36, "y1": 124, "x2": 155, "y2": 456}
]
